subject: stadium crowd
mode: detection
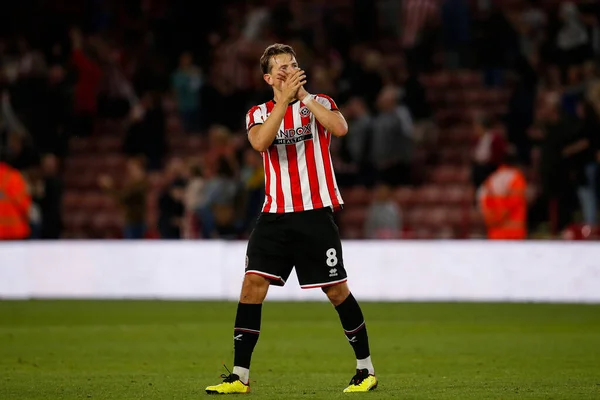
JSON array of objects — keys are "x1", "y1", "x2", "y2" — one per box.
[{"x1": 1, "y1": 0, "x2": 600, "y2": 240}]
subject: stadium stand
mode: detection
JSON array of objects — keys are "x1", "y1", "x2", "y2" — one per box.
[{"x1": 1, "y1": 0, "x2": 599, "y2": 240}]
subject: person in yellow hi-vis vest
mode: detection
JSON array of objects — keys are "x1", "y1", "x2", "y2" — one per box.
[
  {"x1": 477, "y1": 151, "x2": 528, "y2": 240},
  {"x1": 0, "y1": 161, "x2": 32, "y2": 240}
]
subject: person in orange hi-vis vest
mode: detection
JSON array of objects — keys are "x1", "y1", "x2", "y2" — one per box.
[
  {"x1": 0, "y1": 161, "x2": 32, "y2": 240},
  {"x1": 477, "y1": 151, "x2": 527, "y2": 240}
]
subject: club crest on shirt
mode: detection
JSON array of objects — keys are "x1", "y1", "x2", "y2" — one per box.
[{"x1": 299, "y1": 106, "x2": 310, "y2": 117}]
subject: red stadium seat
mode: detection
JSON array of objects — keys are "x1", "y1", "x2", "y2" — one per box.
[
  {"x1": 343, "y1": 186, "x2": 372, "y2": 207},
  {"x1": 414, "y1": 185, "x2": 445, "y2": 206},
  {"x1": 393, "y1": 187, "x2": 415, "y2": 208},
  {"x1": 338, "y1": 207, "x2": 367, "y2": 232}
]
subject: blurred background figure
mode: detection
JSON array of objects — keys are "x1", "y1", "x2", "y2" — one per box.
[
  {"x1": 98, "y1": 158, "x2": 148, "y2": 239},
  {"x1": 471, "y1": 114, "x2": 508, "y2": 190},
  {"x1": 39, "y1": 154, "x2": 63, "y2": 239},
  {"x1": 0, "y1": 160, "x2": 31, "y2": 240},
  {"x1": 477, "y1": 150, "x2": 528, "y2": 240},
  {"x1": 171, "y1": 51, "x2": 203, "y2": 134},
  {"x1": 0, "y1": 0, "x2": 598, "y2": 241},
  {"x1": 364, "y1": 184, "x2": 402, "y2": 239},
  {"x1": 239, "y1": 148, "x2": 264, "y2": 235},
  {"x1": 157, "y1": 157, "x2": 189, "y2": 239},
  {"x1": 371, "y1": 85, "x2": 414, "y2": 187},
  {"x1": 158, "y1": 177, "x2": 186, "y2": 239}
]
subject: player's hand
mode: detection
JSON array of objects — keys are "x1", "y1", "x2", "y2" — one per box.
[
  {"x1": 296, "y1": 84, "x2": 309, "y2": 101},
  {"x1": 279, "y1": 69, "x2": 306, "y2": 104}
]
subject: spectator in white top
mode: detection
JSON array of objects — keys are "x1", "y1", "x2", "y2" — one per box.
[{"x1": 364, "y1": 184, "x2": 402, "y2": 239}]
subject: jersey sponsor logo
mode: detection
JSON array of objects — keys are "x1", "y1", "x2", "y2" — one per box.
[{"x1": 274, "y1": 121, "x2": 313, "y2": 145}]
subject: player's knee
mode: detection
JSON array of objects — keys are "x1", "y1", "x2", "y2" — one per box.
[
  {"x1": 322, "y1": 282, "x2": 350, "y2": 306},
  {"x1": 240, "y1": 273, "x2": 270, "y2": 303}
]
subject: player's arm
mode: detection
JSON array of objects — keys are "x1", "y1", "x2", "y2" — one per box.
[
  {"x1": 248, "y1": 69, "x2": 306, "y2": 152},
  {"x1": 302, "y1": 97, "x2": 348, "y2": 137},
  {"x1": 248, "y1": 102, "x2": 289, "y2": 152}
]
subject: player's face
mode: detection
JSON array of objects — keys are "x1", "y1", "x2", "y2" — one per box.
[{"x1": 266, "y1": 53, "x2": 299, "y2": 90}]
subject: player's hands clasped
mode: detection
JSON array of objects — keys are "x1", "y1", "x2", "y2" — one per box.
[{"x1": 279, "y1": 69, "x2": 306, "y2": 104}]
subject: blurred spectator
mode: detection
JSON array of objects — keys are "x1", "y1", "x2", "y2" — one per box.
[
  {"x1": 477, "y1": 4, "x2": 520, "y2": 87},
  {"x1": 171, "y1": 51, "x2": 203, "y2": 133},
  {"x1": 337, "y1": 96, "x2": 374, "y2": 187},
  {"x1": 98, "y1": 158, "x2": 148, "y2": 239},
  {"x1": 364, "y1": 184, "x2": 402, "y2": 239},
  {"x1": 183, "y1": 163, "x2": 205, "y2": 239},
  {"x1": 15, "y1": 37, "x2": 48, "y2": 78},
  {"x1": 0, "y1": 160, "x2": 31, "y2": 240},
  {"x1": 555, "y1": 2, "x2": 592, "y2": 71},
  {"x1": 69, "y1": 28, "x2": 103, "y2": 137},
  {"x1": 471, "y1": 115, "x2": 507, "y2": 190},
  {"x1": 0, "y1": 90, "x2": 37, "y2": 169},
  {"x1": 158, "y1": 178, "x2": 187, "y2": 239},
  {"x1": 25, "y1": 167, "x2": 44, "y2": 239},
  {"x1": 30, "y1": 64, "x2": 73, "y2": 158},
  {"x1": 39, "y1": 154, "x2": 63, "y2": 239},
  {"x1": 562, "y1": 101, "x2": 598, "y2": 226},
  {"x1": 370, "y1": 85, "x2": 414, "y2": 187},
  {"x1": 98, "y1": 43, "x2": 137, "y2": 120},
  {"x1": 506, "y1": 50, "x2": 540, "y2": 164},
  {"x1": 205, "y1": 125, "x2": 239, "y2": 178},
  {"x1": 197, "y1": 159, "x2": 240, "y2": 239},
  {"x1": 123, "y1": 91, "x2": 167, "y2": 170},
  {"x1": 441, "y1": 0, "x2": 471, "y2": 69},
  {"x1": 158, "y1": 157, "x2": 189, "y2": 239},
  {"x1": 402, "y1": 69, "x2": 437, "y2": 150},
  {"x1": 529, "y1": 92, "x2": 579, "y2": 233},
  {"x1": 339, "y1": 46, "x2": 384, "y2": 111},
  {"x1": 240, "y1": 148, "x2": 264, "y2": 233},
  {"x1": 477, "y1": 149, "x2": 528, "y2": 240}
]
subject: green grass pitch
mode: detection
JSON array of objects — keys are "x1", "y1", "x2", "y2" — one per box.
[{"x1": 1, "y1": 300, "x2": 599, "y2": 399}]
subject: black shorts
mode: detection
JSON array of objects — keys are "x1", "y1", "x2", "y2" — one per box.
[{"x1": 245, "y1": 207, "x2": 347, "y2": 289}]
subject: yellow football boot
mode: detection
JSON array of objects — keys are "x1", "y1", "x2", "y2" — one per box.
[
  {"x1": 343, "y1": 369, "x2": 378, "y2": 393},
  {"x1": 205, "y1": 372, "x2": 250, "y2": 394}
]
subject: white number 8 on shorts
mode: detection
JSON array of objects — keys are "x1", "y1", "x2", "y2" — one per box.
[{"x1": 326, "y1": 248, "x2": 338, "y2": 267}]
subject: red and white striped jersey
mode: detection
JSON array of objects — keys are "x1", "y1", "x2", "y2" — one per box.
[{"x1": 246, "y1": 94, "x2": 344, "y2": 213}]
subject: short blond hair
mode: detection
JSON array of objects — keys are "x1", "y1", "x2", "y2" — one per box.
[{"x1": 260, "y1": 43, "x2": 296, "y2": 75}]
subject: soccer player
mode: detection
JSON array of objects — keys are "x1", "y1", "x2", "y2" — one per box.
[{"x1": 205, "y1": 44, "x2": 377, "y2": 394}]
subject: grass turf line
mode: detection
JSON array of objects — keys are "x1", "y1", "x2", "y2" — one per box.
[{"x1": 1, "y1": 301, "x2": 599, "y2": 399}]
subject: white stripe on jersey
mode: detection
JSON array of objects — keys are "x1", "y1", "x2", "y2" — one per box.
[
  {"x1": 277, "y1": 145, "x2": 292, "y2": 212},
  {"x1": 291, "y1": 106, "x2": 312, "y2": 208},
  {"x1": 265, "y1": 151, "x2": 277, "y2": 213},
  {"x1": 312, "y1": 119, "x2": 333, "y2": 206}
]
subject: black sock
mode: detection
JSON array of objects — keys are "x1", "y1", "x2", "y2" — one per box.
[
  {"x1": 233, "y1": 302, "x2": 262, "y2": 369},
  {"x1": 335, "y1": 293, "x2": 371, "y2": 360}
]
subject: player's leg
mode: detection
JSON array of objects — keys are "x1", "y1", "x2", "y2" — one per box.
[
  {"x1": 322, "y1": 282, "x2": 377, "y2": 392},
  {"x1": 291, "y1": 208, "x2": 377, "y2": 392},
  {"x1": 206, "y1": 213, "x2": 292, "y2": 394},
  {"x1": 230, "y1": 273, "x2": 270, "y2": 387}
]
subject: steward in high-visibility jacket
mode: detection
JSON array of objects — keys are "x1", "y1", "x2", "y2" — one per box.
[
  {"x1": 0, "y1": 162, "x2": 31, "y2": 240},
  {"x1": 477, "y1": 162, "x2": 527, "y2": 240}
]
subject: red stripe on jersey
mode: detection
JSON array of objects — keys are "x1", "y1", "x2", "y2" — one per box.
[
  {"x1": 269, "y1": 146, "x2": 285, "y2": 213},
  {"x1": 284, "y1": 107, "x2": 304, "y2": 212},
  {"x1": 246, "y1": 105, "x2": 260, "y2": 131},
  {"x1": 262, "y1": 151, "x2": 272, "y2": 212},
  {"x1": 317, "y1": 124, "x2": 340, "y2": 208},
  {"x1": 301, "y1": 112, "x2": 322, "y2": 208},
  {"x1": 265, "y1": 101, "x2": 275, "y2": 113}
]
